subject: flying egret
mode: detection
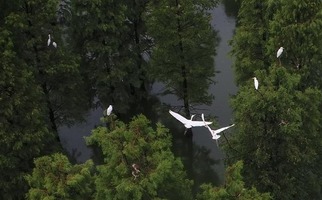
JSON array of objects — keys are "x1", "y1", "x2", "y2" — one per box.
[
  {"x1": 201, "y1": 113, "x2": 235, "y2": 146},
  {"x1": 104, "y1": 105, "x2": 113, "y2": 116},
  {"x1": 52, "y1": 41, "x2": 57, "y2": 48},
  {"x1": 277, "y1": 47, "x2": 284, "y2": 58},
  {"x1": 169, "y1": 110, "x2": 212, "y2": 129},
  {"x1": 252, "y1": 77, "x2": 259, "y2": 90},
  {"x1": 47, "y1": 34, "x2": 51, "y2": 46}
]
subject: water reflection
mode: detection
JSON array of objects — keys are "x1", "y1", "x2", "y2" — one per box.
[{"x1": 59, "y1": 0, "x2": 238, "y2": 194}]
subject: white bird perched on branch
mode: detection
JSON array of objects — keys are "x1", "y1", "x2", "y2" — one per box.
[
  {"x1": 277, "y1": 47, "x2": 284, "y2": 58},
  {"x1": 47, "y1": 34, "x2": 51, "y2": 46},
  {"x1": 252, "y1": 77, "x2": 259, "y2": 90},
  {"x1": 169, "y1": 110, "x2": 212, "y2": 129},
  {"x1": 104, "y1": 105, "x2": 113, "y2": 116},
  {"x1": 201, "y1": 114, "x2": 235, "y2": 146}
]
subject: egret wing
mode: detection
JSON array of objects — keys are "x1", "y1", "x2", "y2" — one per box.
[
  {"x1": 169, "y1": 110, "x2": 189, "y2": 124},
  {"x1": 213, "y1": 124, "x2": 235, "y2": 135},
  {"x1": 190, "y1": 120, "x2": 212, "y2": 127}
]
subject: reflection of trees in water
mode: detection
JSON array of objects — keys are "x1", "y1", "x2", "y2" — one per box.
[
  {"x1": 222, "y1": 0, "x2": 241, "y2": 19},
  {"x1": 168, "y1": 121, "x2": 221, "y2": 196}
]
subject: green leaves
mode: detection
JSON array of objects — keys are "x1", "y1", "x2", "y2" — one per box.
[
  {"x1": 86, "y1": 114, "x2": 193, "y2": 200},
  {"x1": 26, "y1": 153, "x2": 95, "y2": 200}
]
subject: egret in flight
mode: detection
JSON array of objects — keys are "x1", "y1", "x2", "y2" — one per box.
[
  {"x1": 252, "y1": 77, "x2": 259, "y2": 90},
  {"x1": 201, "y1": 114, "x2": 235, "y2": 146},
  {"x1": 169, "y1": 110, "x2": 212, "y2": 133},
  {"x1": 277, "y1": 47, "x2": 284, "y2": 58},
  {"x1": 104, "y1": 105, "x2": 113, "y2": 116}
]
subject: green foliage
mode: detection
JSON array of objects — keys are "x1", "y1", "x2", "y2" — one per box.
[
  {"x1": 26, "y1": 153, "x2": 95, "y2": 200},
  {"x1": 197, "y1": 161, "x2": 271, "y2": 200},
  {"x1": 267, "y1": 0, "x2": 322, "y2": 88},
  {"x1": 0, "y1": 28, "x2": 54, "y2": 199},
  {"x1": 86, "y1": 114, "x2": 193, "y2": 200},
  {"x1": 146, "y1": 0, "x2": 219, "y2": 112},
  {"x1": 71, "y1": 0, "x2": 152, "y2": 113},
  {"x1": 230, "y1": 0, "x2": 269, "y2": 84},
  {"x1": 227, "y1": 67, "x2": 322, "y2": 199}
]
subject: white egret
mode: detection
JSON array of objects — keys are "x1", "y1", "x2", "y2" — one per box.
[
  {"x1": 52, "y1": 41, "x2": 57, "y2": 48},
  {"x1": 201, "y1": 113, "x2": 235, "y2": 146},
  {"x1": 277, "y1": 47, "x2": 284, "y2": 58},
  {"x1": 104, "y1": 105, "x2": 113, "y2": 116},
  {"x1": 252, "y1": 77, "x2": 259, "y2": 90},
  {"x1": 47, "y1": 34, "x2": 51, "y2": 46},
  {"x1": 169, "y1": 110, "x2": 212, "y2": 129}
]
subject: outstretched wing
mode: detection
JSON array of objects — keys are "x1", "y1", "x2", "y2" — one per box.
[
  {"x1": 169, "y1": 110, "x2": 188, "y2": 124},
  {"x1": 213, "y1": 124, "x2": 235, "y2": 135},
  {"x1": 190, "y1": 121, "x2": 212, "y2": 127}
]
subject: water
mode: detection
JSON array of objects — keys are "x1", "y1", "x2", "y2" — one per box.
[{"x1": 58, "y1": 0, "x2": 237, "y2": 186}]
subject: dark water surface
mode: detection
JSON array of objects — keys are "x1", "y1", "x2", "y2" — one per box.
[{"x1": 58, "y1": 1, "x2": 238, "y2": 186}]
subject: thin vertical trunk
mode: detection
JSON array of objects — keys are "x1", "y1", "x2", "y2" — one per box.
[{"x1": 175, "y1": 0, "x2": 190, "y2": 118}]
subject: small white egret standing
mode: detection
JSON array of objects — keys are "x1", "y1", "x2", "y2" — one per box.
[
  {"x1": 277, "y1": 47, "x2": 284, "y2": 58},
  {"x1": 105, "y1": 105, "x2": 113, "y2": 116},
  {"x1": 47, "y1": 34, "x2": 51, "y2": 46},
  {"x1": 169, "y1": 110, "x2": 212, "y2": 134},
  {"x1": 201, "y1": 113, "x2": 235, "y2": 146},
  {"x1": 52, "y1": 41, "x2": 57, "y2": 48},
  {"x1": 252, "y1": 77, "x2": 259, "y2": 90}
]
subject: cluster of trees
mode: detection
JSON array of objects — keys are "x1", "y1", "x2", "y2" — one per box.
[
  {"x1": 26, "y1": 115, "x2": 270, "y2": 199},
  {"x1": 228, "y1": 0, "x2": 322, "y2": 199},
  {"x1": 4, "y1": 0, "x2": 321, "y2": 199},
  {"x1": 0, "y1": 0, "x2": 233, "y2": 199}
]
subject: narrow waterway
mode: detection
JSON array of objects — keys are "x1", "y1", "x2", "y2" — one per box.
[{"x1": 58, "y1": 0, "x2": 238, "y2": 186}]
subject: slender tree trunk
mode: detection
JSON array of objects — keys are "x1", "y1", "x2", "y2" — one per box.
[{"x1": 175, "y1": 0, "x2": 190, "y2": 118}]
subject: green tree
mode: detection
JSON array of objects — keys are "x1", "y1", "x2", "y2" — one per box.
[
  {"x1": 230, "y1": 0, "x2": 269, "y2": 84},
  {"x1": 146, "y1": 0, "x2": 219, "y2": 117},
  {"x1": 26, "y1": 153, "x2": 95, "y2": 200},
  {"x1": 227, "y1": 66, "x2": 322, "y2": 199},
  {"x1": 267, "y1": 0, "x2": 322, "y2": 88},
  {"x1": 4, "y1": 0, "x2": 88, "y2": 134},
  {"x1": 71, "y1": 0, "x2": 152, "y2": 113},
  {"x1": 0, "y1": 28, "x2": 54, "y2": 199},
  {"x1": 86, "y1": 114, "x2": 193, "y2": 200},
  {"x1": 197, "y1": 161, "x2": 271, "y2": 200}
]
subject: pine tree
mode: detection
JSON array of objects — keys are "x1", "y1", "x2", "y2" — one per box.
[
  {"x1": 26, "y1": 153, "x2": 95, "y2": 199},
  {"x1": 86, "y1": 114, "x2": 193, "y2": 200},
  {"x1": 227, "y1": 66, "x2": 322, "y2": 199},
  {"x1": 0, "y1": 28, "x2": 54, "y2": 199},
  {"x1": 71, "y1": 0, "x2": 152, "y2": 113},
  {"x1": 146, "y1": 0, "x2": 219, "y2": 117},
  {"x1": 197, "y1": 161, "x2": 271, "y2": 200}
]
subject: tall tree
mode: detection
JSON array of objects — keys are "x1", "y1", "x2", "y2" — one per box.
[
  {"x1": 0, "y1": 28, "x2": 54, "y2": 199},
  {"x1": 267, "y1": 0, "x2": 322, "y2": 88},
  {"x1": 146, "y1": 0, "x2": 219, "y2": 117},
  {"x1": 230, "y1": 0, "x2": 270, "y2": 84},
  {"x1": 86, "y1": 114, "x2": 193, "y2": 200},
  {"x1": 5, "y1": 0, "x2": 89, "y2": 134},
  {"x1": 227, "y1": 66, "x2": 322, "y2": 199},
  {"x1": 197, "y1": 161, "x2": 271, "y2": 200},
  {"x1": 26, "y1": 153, "x2": 95, "y2": 199},
  {"x1": 71, "y1": 0, "x2": 152, "y2": 113}
]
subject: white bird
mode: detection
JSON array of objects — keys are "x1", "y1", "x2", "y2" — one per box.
[
  {"x1": 47, "y1": 34, "x2": 51, "y2": 46},
  {"x1": 52, "y1": 41, "x2": 57, "y2": 48},
  {"x1": 201, "y1": 114, "x2": 235, "y2": 146},
  {"x1": 105, "y1": 105, "x2": 113, "y2": 116},
  {"x1": 169, "y1": 110, "x2": 212, "y2": 129},
  {"x1": 277, "y1": 47, "x2": 284, "y2": 58},
  {"x1": 252, "y1": 77, "x2": 259, "y2": 90}
]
